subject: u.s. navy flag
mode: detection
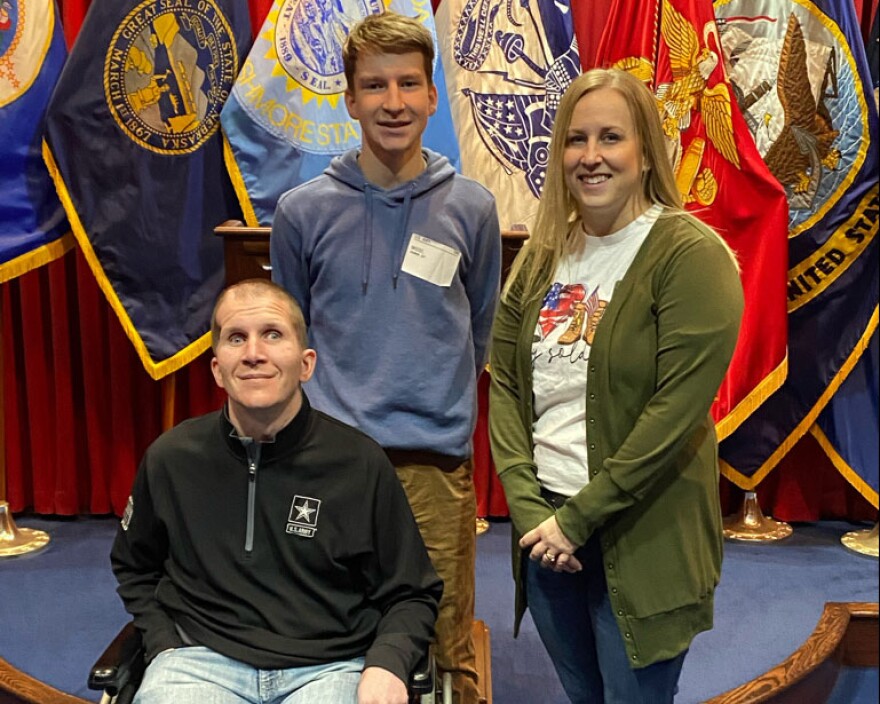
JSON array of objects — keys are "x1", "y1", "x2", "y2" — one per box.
[
  {"x1": 435, "y1": 0, "x2": 581, "y2": 229},
  {"x1": 714, "y1": 0, "x2": 879, "y2": 489},
  {"x1": 589, "y1": 0, "x2": 790, "y2": 441},
  {"x1": 221, "y1": 0, "x2": 460, "y2": 226},
  {"x1": 0, "y1": 0, "x2": 71, "y2": 283},
  {"x1": 43, "y1": 0, "x2": 251, "y2": 378}
]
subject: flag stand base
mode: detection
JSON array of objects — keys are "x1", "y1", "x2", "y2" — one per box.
[
  {"x1": 723, "y1": 491, "x2": 793, "y2": 542},
  {"x1": 841, "y1": 522, "x2": 878, "y2": 558},
  {"x1": 0, "y1": 501, "x2": 50, "y2": 558}
]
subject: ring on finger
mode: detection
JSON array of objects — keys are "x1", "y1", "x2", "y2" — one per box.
[{"x1": 544, "y1": 550, "x2": 557, "y2": 562}]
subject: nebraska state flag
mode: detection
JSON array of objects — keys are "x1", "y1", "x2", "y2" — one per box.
[
  {"x1": 588, "y1": 0, "x2": 790, "y2": 448},
  {"x1": 43, "y1": 0, "x2": 251, "y2": 378}
]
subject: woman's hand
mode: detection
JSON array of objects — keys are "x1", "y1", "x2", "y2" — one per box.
[{"x1": 520, "y1": 516, "x2": 582, "y2": 573}]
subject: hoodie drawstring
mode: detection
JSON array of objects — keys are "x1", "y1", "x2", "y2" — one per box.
[
  {"x1": 392, "y1": 184, "x2": 416, "y2": 290},
  {"x1": 362, "y1": 182, "x2": 417, "y2": 293},
  {"x1": 362, "y1": 185, "x2": 374, "y2": 294}
]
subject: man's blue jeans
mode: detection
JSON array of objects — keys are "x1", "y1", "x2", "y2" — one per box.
[
  {"x1": 133, "y1": 646, "x2": 364, "y2": 704},
  {"x1": 526, "y1": 535, "x2": 686, "y2": 704}
]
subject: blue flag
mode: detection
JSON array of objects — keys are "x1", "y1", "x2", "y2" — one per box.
[
  {"x1": 0, "y1": 0, "x2": 70, "y2": 282},
  {"x1": 714, "y1": 0, "x2": 879, "y2": 488},
  {"x1": 43, "y1": 0, "x2": 251, "y2": 378},
  {"x1": 812, "y1": 329, "x2": 879, "y2": 508},
  {"x1": 221, "y1": 0, "x2": 460, "y2": 226}
]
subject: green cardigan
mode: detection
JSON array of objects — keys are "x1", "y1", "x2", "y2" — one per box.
[{"x1": 489, "y1": 213, "x2": 744, "y2": 668}]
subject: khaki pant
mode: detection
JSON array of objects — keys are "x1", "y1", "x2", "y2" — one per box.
[{"x1": 391, "y1": 458, "x2": 479, "y2": 704}]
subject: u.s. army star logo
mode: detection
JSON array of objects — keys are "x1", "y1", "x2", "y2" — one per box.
[
  {"x1": 286, "y1": 494, "x2": 321, "y2": 538},
  {"x1": 104, "y1": 0, "x2": 238, "y2": 155}
]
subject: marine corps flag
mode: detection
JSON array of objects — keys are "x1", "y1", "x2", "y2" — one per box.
[
  {"x1": 590, "y1": 0, "x2": 790, "y2": 443},
  {"x1": 0, "y1": 0, "x2": 70, "y2": 283},
  {"x1": 714, "y1": 0, "x2": 878, "y2": 492},
  {"x1": 221, "y1": 0, "x2": 460, "y2": 226},
  {"x1": 435, "y1": 0, "x2": 581, "y2": 229},
  {"x1": 43, "y1": 0, "x2": 251, "y2": 378}
]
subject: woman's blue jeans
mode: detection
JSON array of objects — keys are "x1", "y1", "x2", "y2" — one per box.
[
  {"x1": 134, "y1": 646, "x2": 364, "y2": 704},
  {"x1": 525, "y1": 535, "x2": 686, "y2": 704}
]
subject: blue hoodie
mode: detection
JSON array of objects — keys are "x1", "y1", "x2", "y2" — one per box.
[{"x1": 271, "y1": 149, "x2": 501, "y2": 458}]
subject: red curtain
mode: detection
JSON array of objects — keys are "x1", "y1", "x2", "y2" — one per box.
[{"x1": 1, "y1": 0, "x2": 875, "y2": 521}]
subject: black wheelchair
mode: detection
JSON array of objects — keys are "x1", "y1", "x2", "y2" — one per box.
[{"x1": 87, "y1": 622, "x2": 448, "y2": 704}]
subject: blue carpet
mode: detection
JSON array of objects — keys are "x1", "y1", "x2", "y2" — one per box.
[{"x1": 0, "y1": 516, "x2": 877, "y2": 703}]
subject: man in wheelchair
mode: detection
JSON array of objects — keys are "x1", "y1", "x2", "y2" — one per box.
[{"x1": 110, "y1": 279, "x2": 443, "y2": 704}]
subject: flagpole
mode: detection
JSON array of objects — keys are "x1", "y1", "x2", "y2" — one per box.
[
  {"x1": 0, "y1": 291, "x2": 51, "y2": 559},
  {"x1": 723, "y1": 491, "x2": 793, "y2": 542},
  {"x1": 161, "y1": 372, "x2": 177, "y2": 432}
]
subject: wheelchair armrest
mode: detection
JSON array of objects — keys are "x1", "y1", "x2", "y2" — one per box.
[
  {"x1": 88, "y1": 622, "x2": 145, "y2": 695},
  {"x1": 408, "y1": 645, "x2": 435, "y2": 697}
]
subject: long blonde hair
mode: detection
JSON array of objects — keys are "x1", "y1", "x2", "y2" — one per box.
[{"x1": 506, "y1": 68, "x2": 696, "y2": 302}]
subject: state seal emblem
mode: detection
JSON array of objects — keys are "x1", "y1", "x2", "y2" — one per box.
[
  {"x1": 104, "y1": 0, "x2": 238, "y2": 155},
  {"x1": 274, "y1": 0, "x2": 383, "y2": 95},
  {"x1": 0, "y1": 0, "x2": 54, "y2": 108}
]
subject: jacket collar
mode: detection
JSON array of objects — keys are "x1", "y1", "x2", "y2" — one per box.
[{"x1": 219, "y1": 393, "x2": 313, "y2": 463}]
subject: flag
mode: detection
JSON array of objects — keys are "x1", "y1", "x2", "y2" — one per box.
[
  {"x1": 435, "y1": 0, "x2": 581, "y2": 229},
  {"x1": 0, "y1": 0, "x2": 71, "y2": 283},
  {"x1": 221, "y1": 0, "x2": 460, "y2": 227},
  {"x1": 811, "y1": 329, "x2": 879, "y2": 508},
  {"x1": 43, "y1": 0, "x2": 252, "y2": 379},
  {"x1": 587, "y1": 0, "x2": 791, "y2": 442},
  {"x1": 714, "y1": 0, "x2": 879, "y2": 487}
]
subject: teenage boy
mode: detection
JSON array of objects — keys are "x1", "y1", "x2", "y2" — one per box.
[{"x1": 270, "y1": 12, "x2": 501, "y2": 704}]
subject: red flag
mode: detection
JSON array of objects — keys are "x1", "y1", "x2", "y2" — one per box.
[{"x1": 587, "y1": 0, "x2": 790, "y2": 443}]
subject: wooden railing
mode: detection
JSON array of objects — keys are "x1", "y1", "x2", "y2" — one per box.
[{"x1": 705, "y1": 602, "x2": 879, "y2": 704}]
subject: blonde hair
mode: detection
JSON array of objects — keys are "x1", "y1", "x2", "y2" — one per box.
[
  {"x1": 506, "y1": 68, "x2": 734, "y2": 302},
  {"x1": 211, "y1": 279, "x2": 308, "y2": 350},
  {"x1": 343, "y1": 12, "x2": 434, "y2": 91}
]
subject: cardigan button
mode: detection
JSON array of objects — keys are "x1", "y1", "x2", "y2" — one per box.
[
  {"x1": 625, "y1": 632, "x2": 632, "y2": 639},
  {"x1": 617, "y1": 609, "x2": 624, "y2": 616},
  {"x1": 611, "y1": 587, "x2": 618, "y2": 594},
  {"x1": 590, "y1": 443, "x2": 596, "y2": 450},
  {"x1": 589, "y1": 418, "x2": 595, "y2": 424}
]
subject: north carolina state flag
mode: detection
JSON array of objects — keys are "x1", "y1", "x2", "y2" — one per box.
[{"x1": 581, "y1": 0, "x2": 790, "y2": 451}]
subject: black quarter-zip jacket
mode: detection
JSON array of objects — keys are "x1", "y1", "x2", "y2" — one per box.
[{"x1": 111, "y1": 395, "x2": 442, "y2": 683}]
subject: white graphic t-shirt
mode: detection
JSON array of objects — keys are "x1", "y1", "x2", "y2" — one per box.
[{"x1": 532, "y1": 206, "x2": 661, "y2": 496}]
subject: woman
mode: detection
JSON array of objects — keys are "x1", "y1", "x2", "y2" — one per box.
[{"x1": 488, "y1": 68, "x2": 744, "y2": 703}]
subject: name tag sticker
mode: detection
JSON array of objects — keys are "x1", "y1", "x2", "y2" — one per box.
[{"x1": 400, "y1": 234, "x2": 461, "y2": 287}]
